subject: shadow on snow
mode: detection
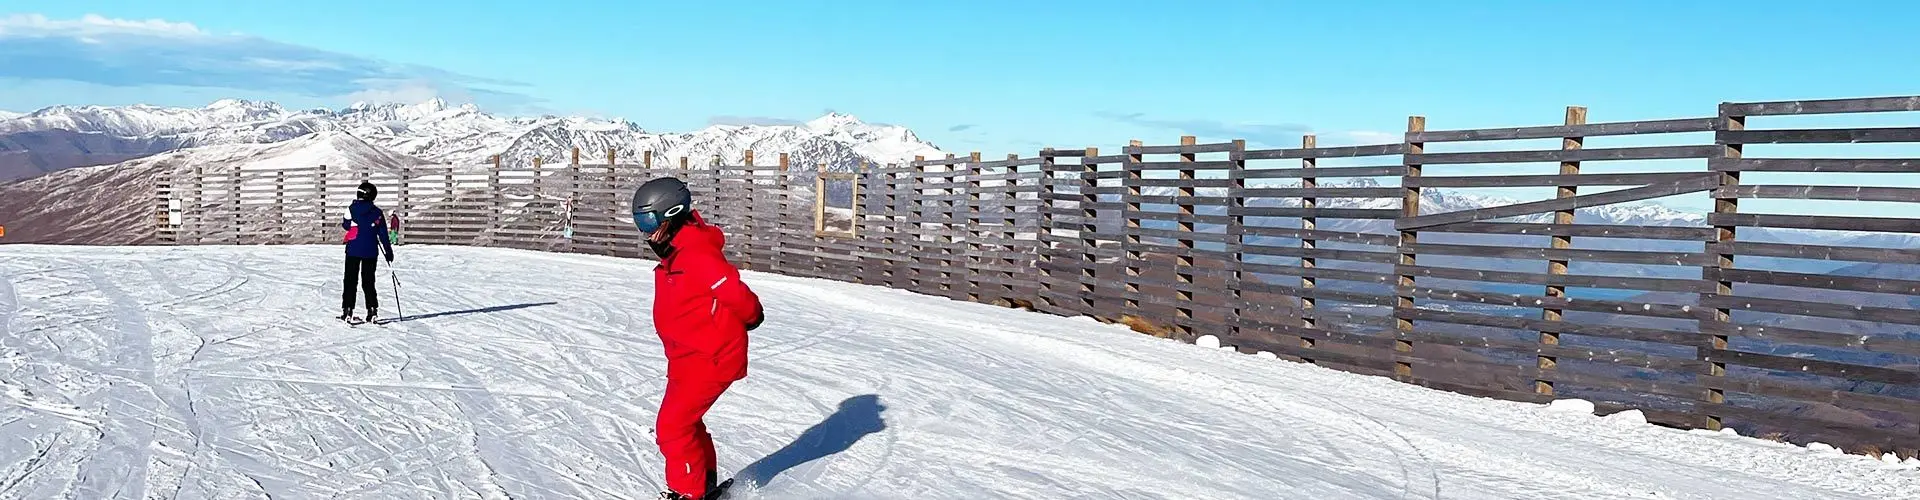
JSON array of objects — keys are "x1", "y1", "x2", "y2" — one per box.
[{"x1": 738, "y1": 394, "x2": 889, "y2": 489}]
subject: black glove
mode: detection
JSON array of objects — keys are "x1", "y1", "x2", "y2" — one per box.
[
  {"x1": 745, "y1": 314, "x2": 763, "y2": 332},
  {"x1": 385, "y1": 253, "x2": 394, "y2": 263}
]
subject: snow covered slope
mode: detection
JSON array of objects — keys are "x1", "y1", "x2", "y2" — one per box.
[
  {"x1": 0, "y1": 110, "x2": 20, "y2": 120},
  {"x1": 1, "y1": 245, "x2": 1912, "y2": 499}
]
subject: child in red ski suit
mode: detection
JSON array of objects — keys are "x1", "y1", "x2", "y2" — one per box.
[{"x1": 639, "y1": 180, "x2": 762, "y2": 499}]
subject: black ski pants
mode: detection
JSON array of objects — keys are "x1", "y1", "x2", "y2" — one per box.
[{"x1": 343, "y1": 256, "x2": 379, "y2": 314}]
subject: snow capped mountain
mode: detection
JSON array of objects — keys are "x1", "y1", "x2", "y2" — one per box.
[
  {"x1": 0, "y1": 98, "x2": 949, "y2": 176},
  {"x1": 0, "y1": 130, "x2": 430, "y2": 244},
  {"x1": 0, "y1": 110, "x2": 20, "y2": 120}
]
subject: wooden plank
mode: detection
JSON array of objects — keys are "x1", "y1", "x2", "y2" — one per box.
[
  {"x1": 1700, "y1": 321, "x2": 1920, "y2": 357},
  {"x1": 1397, "y1": 264, "x2": 1710, "y2": 293},
  {"x1": 1707, "y1": 241, "x2": 1920, "y2": 264},
  {"x1": 1236, "y1": 207, "x2": 1402, "y2": 219},
  {"x1": 1240, "y1": 225, "x2": 1399, "y2": 246},
  {"x1": 1719, "y1": 127, "x2": 1920, "y2": 145},
  {"x1": 1241, "y1": 187, "x2": 1403, "y2": 198},
  {"x1": 1404, "y1": 242, "x2": 1713, "y2": 266},
  {"x1": 1700, "y1": 375, "x2": 1920, "y2": 417},
  {"x1": 1242, "y1": 165, "x2": 1406, "y2": 179},
  {"x1": 1422, "y1": 222, "x2": 1717, "y2": 241},
  {"x1": 1397, "y1": 308, "x2": 1701, "y2": 347},
  {"x1": 1720, "y1": 96, "x2": 1920, "y2": 116},
  {"x1": 1133, "y1": 160, "x2": 1236, "y2": 171},
  {"x1": 1710, "y1": 157, "x2": 1920, "y2": 173},
  {"x1": 1715, "y1": 184, "x2": 1920, "y2": 203},
  {"x1": 1707, "y1": 213, "x2": 1920, "y2": 234},
  {"x1": 1701, "y1": 295, "x2": 1920, "y2": 327},
  {"x1": 1398, "y1": 174, "x2": 1719, "y2": 230},
  {"x1": 1405, "y1": 172, "x2": 1708, "y2": 188},
  {"x1": 1407, "y1": 145, "x2": 1718, "y2": 165},
  {"x1": 1242, "y1": 143, "x2": 1407, "y2": 160},
  {"x1": 1710, "y1": 268, "x2": 1920, "y2": 295},
  {"x1": 1405, "y1": 286, "x2": 1708, "y2": 320},
  {"x1": 1409, "y1": 117, "x2": 1719, "y2": 142},
  {"x1": 1125, "y1": 142, "x2": 1242, "y2": 155},
  {"x1": 1703, "y1": 349, "x2": 1920, "y2": 386}
]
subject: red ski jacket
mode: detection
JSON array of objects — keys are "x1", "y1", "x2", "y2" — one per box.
[{"x1": 653, "y1": 211, "x2": 762, "y2": 382}]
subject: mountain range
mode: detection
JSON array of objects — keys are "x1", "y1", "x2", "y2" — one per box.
[{"x1": 0, "y1": 98, "x2": 948, "y2": 183}]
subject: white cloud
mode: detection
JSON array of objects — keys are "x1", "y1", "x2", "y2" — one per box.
[
  {"x1": 0, "y1": 13, "x2": 545, "y2": 112},
  {"x1": 0, "y1": 13, "x2": 204, "y2": 37}
]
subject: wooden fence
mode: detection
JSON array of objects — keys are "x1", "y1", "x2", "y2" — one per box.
[{"x1": 157, "y1": 94, "x2": 1920, "y2": 460}]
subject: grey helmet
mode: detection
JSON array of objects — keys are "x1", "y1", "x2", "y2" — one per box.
[{"x1": 631, "y1": 177, "x2": 693, "y2": 234}]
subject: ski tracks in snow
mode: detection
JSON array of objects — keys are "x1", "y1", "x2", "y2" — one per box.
[{"x1": 2, "y1": 245, "x2": 1917, "y2": 500}]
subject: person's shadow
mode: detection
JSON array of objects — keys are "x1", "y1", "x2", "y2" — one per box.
[
  {"x1": 377, "y1": 301, "x2": 557, "y2": 324},
  {"x1": 738, "y1": 394, "x2": 888, "y2": 488}
]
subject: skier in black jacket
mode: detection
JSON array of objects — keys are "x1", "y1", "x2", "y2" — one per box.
[{"x1": 341, "y1": 181, "x2": 395, "y2": 322}]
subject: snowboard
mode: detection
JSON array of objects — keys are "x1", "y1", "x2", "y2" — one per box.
[{"x1": 703, "y1": 478, "x2": 735, "y2": 499}]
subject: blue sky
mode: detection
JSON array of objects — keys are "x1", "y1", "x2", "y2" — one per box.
[{"x1": 1, "y1": 1, "x2": 1917, "y2": 216}]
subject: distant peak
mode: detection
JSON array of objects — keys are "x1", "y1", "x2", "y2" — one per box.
[
  {"x1": 807, "y1": 112, "x2": 864, "y2": 130},
  {"x1": 412, "y1": 97, "x2": 449, "y2": 113}
]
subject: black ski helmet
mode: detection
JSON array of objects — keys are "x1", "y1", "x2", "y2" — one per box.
[
  {"x1": 631, "y1": 176, "x2": 693, "y2": 234},
  {"x1": 356, "y1": 181, "x2": 378, "y2": 201}
]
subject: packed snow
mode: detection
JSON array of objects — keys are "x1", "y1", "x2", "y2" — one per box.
[{"x1": 1, "y1": 244, "x2": 1915, "y2": 499}]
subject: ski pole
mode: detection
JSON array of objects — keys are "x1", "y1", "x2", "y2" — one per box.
[{"x1": 390, "y1": 267, "x2": 402, "y2": 320}]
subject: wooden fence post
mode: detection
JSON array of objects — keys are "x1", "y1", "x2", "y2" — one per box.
[
  {"x1": 1395, "y1": 116, "x2": 1426, "y2": 382},
  {"x1": 1227, "y1": 139, "x2": 1248, "y2": 352},
  {"x1": 1078, "y1": 147, "x2": 1100, "y2": 312},
  {"x1": 1175, "y1": 135, "x2": 1198, "y2": 338},
  {"x1": 966, "y1": 152, "x2": 986, "y2": 302},
  {"x1": 1701, "y1": 104, "x2": 1745, "y2": 431},
  {"x1": 488, "y1": 155, "x2": 503, "y2": 246},
  {"x1": 273, "y1": 170, "x2": 288, "y2": 243},
  {"x1": 776, "y1": 153, "x2": 790, "y2": 272},
  {"x1": 909, "y1": 155, "x2": 927, "y2": 292},
  {"x1": 644, "y1": 150, "x2": 654, "y2": 170},
  {"x1": 1538, "y1": 106, "x2": 1587, "y2": 396},
  {"x1": 1300, "y1": 134, "x2": 1320, "y2": 362},
  {"x1": 1123, "y1": 140, "x2": 1144, "y2": 315}
]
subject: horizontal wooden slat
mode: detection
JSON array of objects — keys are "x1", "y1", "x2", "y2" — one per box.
[
  {"x1": 1708, "y1": 213, "x2": 1920, "y2": 234},
  {"x1": 1399, "y1": 174, "x2": 1719, "y2": 230},
  {"x1": 1125, "y1": 142, "x2": 1242, "y2": 155},
  {"x1": 1406, "y1": 286, "x2": 1706, "y2": 320},
  {"x1": 1243, "y1": 144, "x2": 1407, "y2": 160},
  {"x1": 1710, "y1": 268, "x2": 1920, "y2": 295},
  {"x1": 1709, "y1": 157, "x2": 1920, "y2": 173},
  {"x1": 1715, "y1": 185, "x2": 1920, "y2": 203},
  {"x1": 1704, "y1": 349, "x2": 1920, "y2": 386},
  {"x1": 1702, "y1": 295, "x2": 1920, "y2": 327},
  {"x1": 1399, "y1": 264, "x2": 1710, "y2": 293},
  {"x1": 1398, "y1": 308, "x2": 1701, "y2": 347},
  {"x1": 1410, "y1": 118, "x2": 1719, "y2": 142},
  {"x1": 1408, "y1": 145, "x2": 1719, "y2": 165},
  {"x1": 1422, "y1": 222, "x2": 1717, "y2": 241},
  {"x1": 1720, "y1": 127, "x2": 1920, "y2": 145},
  {"x1": 1237, "y1": 207, "x2": 1402, "y2": 219},
  {"x1": 1241, "y1": 187, "x2": 1403, "y2": 198},
  {"x1": 1405, "y1": 172, "x2": 1709, "y2": 188},
  {"x1": 1721, "y1": 96, "x2": 1920, "y2": 116},
  {"x1": 1132, "y1": 161, "x2": 1236, "y2": 171},
  {"x1": 1708, "y1": 241, "x2": 1920, "y2": 264},
  {"x1": 1405, "y1": 243, "x2": 1713, "y2": 266},
  {"x1": 1242, "y1": 165, "x2": 1407, "y2": 179}
]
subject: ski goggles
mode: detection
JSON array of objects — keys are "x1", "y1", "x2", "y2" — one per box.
[{"x1": 633, "y1": 211, "x2": 666, "y2": 234}]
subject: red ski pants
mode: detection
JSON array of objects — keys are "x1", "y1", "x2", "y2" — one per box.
[{"x1": 657, "y1": 377, "x2": 733, "y2": 497}]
